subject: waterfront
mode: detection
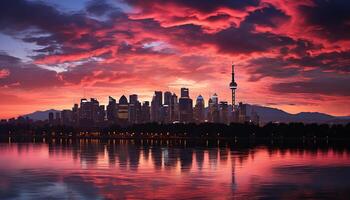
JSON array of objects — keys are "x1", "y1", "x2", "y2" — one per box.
[{"x1": 1, "y1": 139, "x2": 350, "y2": 199}]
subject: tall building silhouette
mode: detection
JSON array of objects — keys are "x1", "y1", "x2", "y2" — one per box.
[
  {"x1": 55, "y1": 112, "x2": 61, "y2": 125},
  {"x1": 79, "y1": 98, "x2": 104, "y2": 126},
  {"x1": 48, "y1": 112, "x2": 54, "y2": 125},
  {"x1": 129, "y1": 94, "x2": 141, "y2": 124},
  {"x1": 194, "y1": 95, "x2": 205, "y2": 123},
  {"x1": 170, "y1": 93, "x2": 179, "y2": 122},
  {"x1": 61, "y1": 109, "x2": 73, "y2": 125},
  {"x1": 181, "y1": 88, "x2": 189, "y2": 98},
  {"x1": 179, "y1": 88, "x2": 193, "y2": 123},
  {"x1": 209, "y1": 93, "x2": 220, "y2": 123},
  {"x1": 141, "y1": 101, "x2": 150, "y2": 123},
  {"x1": 164, "y1": 91, "x2": 172, "y2": 106},
  {"x1": 219, "y1": 101, "x2": 229, "y2": 124},
  {"x1": 117, "y1": 95, "x2": 129, "y2": 123},
  {"x1": 72, "y1": 103, "x2": 79, "y2": 125},
  {"x1": 151, "y1": 91, "x2": 162, "y2": 122},
  {"x1": 229, "y1": 64, "x2": 238, "y2": 109},
  {"x1": 107, "y1": 96, "x2": 117, "y2": 123}
]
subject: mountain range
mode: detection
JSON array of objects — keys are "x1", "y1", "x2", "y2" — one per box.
[{"x1": 23, "y1": 105, "x2": 350, "y2": 124}]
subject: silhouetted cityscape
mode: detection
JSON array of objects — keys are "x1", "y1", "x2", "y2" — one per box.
[
  {"x1": 1, "y1": 64, "x2": 349, "y2": 140},
  {"x1": 49, "y1": 64, "x2": 256, "y2": 127},
  {"x1": 48, "y1": 89, "x2": 258, "y2": 128},
  {"x1": 2, "y1": 64, "x2": 260, "y2": 127}
]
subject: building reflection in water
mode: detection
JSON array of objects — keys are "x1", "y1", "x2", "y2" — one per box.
[{"x1": 1, "y1": 138, "x2": 350, "y2": 199}]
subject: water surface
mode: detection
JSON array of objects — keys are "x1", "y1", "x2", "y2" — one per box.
[{"x1": 1, "y1": 139, "x2": 350, "y2": 199}]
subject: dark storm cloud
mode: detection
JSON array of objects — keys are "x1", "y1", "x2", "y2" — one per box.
[
  {"x1": 247, "y1": 57, "x2": 300, "y2": 81},
  {"x1": 86, "y1": 0, "x2": 112, "y2": 16},
  {"x1": 247, "y1": 48, "x2": 350, "y2": 81},
  {"x1": 213, "y1": 25, "x2": 295, "y2": 54},
  {"x1": 0, "y1": 0, "x2": 88, "y2": 33},
  {"x1": 0, "y1": 53, "x2": 62, "y2": 89},
  {"x1": 299, "y1": 0, "x2": 350, "y2": 41},
  {"x1": 288, "y1": 51, "x2": 350, "y2": 73},
  {"x1": 0, "y1": 0, "x2": 124, "y2": 56},
  {"x1": 271, "y1": 76, "x2": 350, "y2": 96},
  {"x1": 243, "y1": 5, "x2": 290, "y2": 27}
]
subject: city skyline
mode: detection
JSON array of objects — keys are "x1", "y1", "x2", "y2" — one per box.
[
  {"x1": 43, "y1": 84, "x2": 257, "y2": 127},
  {"x1": 1, "y1": 0, "x2": 350, "y2": 119}
]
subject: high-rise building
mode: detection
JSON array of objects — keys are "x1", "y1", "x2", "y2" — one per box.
[
  {"x1": 229, "y1": 64, "x2": 238, "y2": 122},
  {"x1": 238, "y1": 102, "x2": 248, "y2": 123},
  {"x1": 164, "y1": 91, "x2": 172, "y2": 106},
  {"x1": 129, "y1": 94, "x2": 141, "y2": 124},
  {"x1": 209, "y1": 93, "x2": 220, "y2": 123},
  {"x1": 219, "y1": 101, "x2": 229, "y2": 124},
  {"x1": 117, "y1": 95, "x2": 129, "y2": 123},
  {"x1": 98, "y1": 105, "x2": 105, "y2": 122},
  {"x1": 91, "y1": 98, "x2": 100, "y2": 123},
  {"x1": 141, "y1": 101, "x2": 150, "y2": 123},
  {"x1": 129, "y1": 94, "x2": 137, "y2": 104},
  {"x1": 151, "y1": 91, "x2": 162, "y2": 122},
  {"x1": 79, "y1": 98, "x2": 103, "y2": 126},
  {"x1": 107, "y1": 96, "x2": 117, "y2": 123},
  {"x1": 72, "y1": 103, "x2": 79, "y2": 125},
  {"x1": 61, "y1": 109, "x2": 73, "y2": 125},
  {"x1": 229, "y1": 64, "x2": 238, "y2": 108},
  {"x1": 194, "y1": 95, "x2": 205, "y2": 123},
  {"x1": 181, "y1": 88, "x2": 189, "y2": 98},
  {"x1": 48, "y1": 112, "x2": 54, "y2": 125},
  {"x1": 170, "y1": 93, "x2": 179, "y2": 122},
  {"x1": 179, "y1": 88, "x2": 193, "y2": 123},
  {"x1": 161, "y1": 104, "x2": 171, "y2": 123},
  {"x1": 55, "y1": 112, "x2": 61, "y2": 125}
]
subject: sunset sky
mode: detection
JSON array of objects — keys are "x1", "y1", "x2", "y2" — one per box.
[{"x1": 0, "y1": 0, "x2": 349, "y2": 119}]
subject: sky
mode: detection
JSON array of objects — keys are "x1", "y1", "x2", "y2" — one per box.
[{"x1": 0, "y1": 0, "x2": 349, "y2": 119}]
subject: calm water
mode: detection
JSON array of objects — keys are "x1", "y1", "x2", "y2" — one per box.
[{"x1": 1, "y1": 139, "x2": 350, "y2": 200}]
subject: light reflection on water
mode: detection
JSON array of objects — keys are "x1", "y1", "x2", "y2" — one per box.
[{"x1": 0, "y1": 139, "x2": 350, "y2": 199}]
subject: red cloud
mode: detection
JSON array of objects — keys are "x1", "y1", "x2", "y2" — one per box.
[{"x1": 0, "y1": 0, "x2": 350, "y2": 118}]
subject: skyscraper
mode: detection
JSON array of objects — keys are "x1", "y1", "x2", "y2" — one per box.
[
  {"x1": 194, "y1": 95, "x2": 205, "y2": 123},
  {"x1": 117, "y1": 95, "x2": 129, "y2": 123},
  {"x1": 55, "y1": 112, "x2": 61, "y2": 125},
  {"x1": 181, "y1": 88, "x2": 189, "y2": 98},
  {"x1": 72, "y1": 103, "x2": 79, "y2": 125},
  {"x1": 129, "y1": 94, "x2": 138, "y2": 105},
  {"x1": 48, "y1": 112, "x2": 54, "y2": 125},
  {"x1": 79, "y1": 98, "x2": 103, "y2": 126},
  {"x1": 238, "y1": 102, "x2": 248, "y2": 123},
  {"x1": 141, "y1": 101, "x2": 150, "y2": 123},
  {"x1": 179, "y1": 88, "x2": 193, "y2": 123},
  {"x1": 209, "y1": 93, "x2": 220, "y2": 123},
  {"x1": 219, "y1": 101, "x2": 229, "y2": 124},
  {"x1": 151, "y1": 91, "x2": 162, "y2": 122},
  {"x1": 129, "y1": 94, "x2": 141, "y2": 124},
  {"x1": 229, "y1": 64, "x2": 238, "y2": 109},
  {"x1": 61, "y1": 109, "x2": 73, "y2": 125},
  {"x1": 79, "y1": 98, "x2": 91, "y2": 125},
  {"x1": 107, "y1": 96, "x2": 117, "y2": 123},
  {"x1": 164, "y1": 91, "x2": 172, "y2": 106},
  {"x1": 170, "y1": 93, "x2": 179, "y2": 122}
]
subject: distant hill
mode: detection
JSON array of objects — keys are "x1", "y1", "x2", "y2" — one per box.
[
  {"x1": 23, "y1": 106, "x2": 349, "y2": 124},
  {"x1": 23, "y1": 109, "x2": 60, "y2": 121},
  {"x1": 247, "y1": 104, "x2": 349, "y2": 124}
]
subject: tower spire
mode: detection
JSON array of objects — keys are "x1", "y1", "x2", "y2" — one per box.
[{"x1": 229, "y1": 63, "x2": 238, "y2": 110}]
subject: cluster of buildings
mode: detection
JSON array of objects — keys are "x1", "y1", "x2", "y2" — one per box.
[
  {"x1": 48, "y1": 64, "x2": 260, "y2": 127},
  {"x1": 49, "y1": 89, "x2": 258, "y2": 127}
]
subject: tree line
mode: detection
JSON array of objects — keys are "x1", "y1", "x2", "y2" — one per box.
[{"x1": 0, "y1": 122, "x2": 349, "y2": 139}]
